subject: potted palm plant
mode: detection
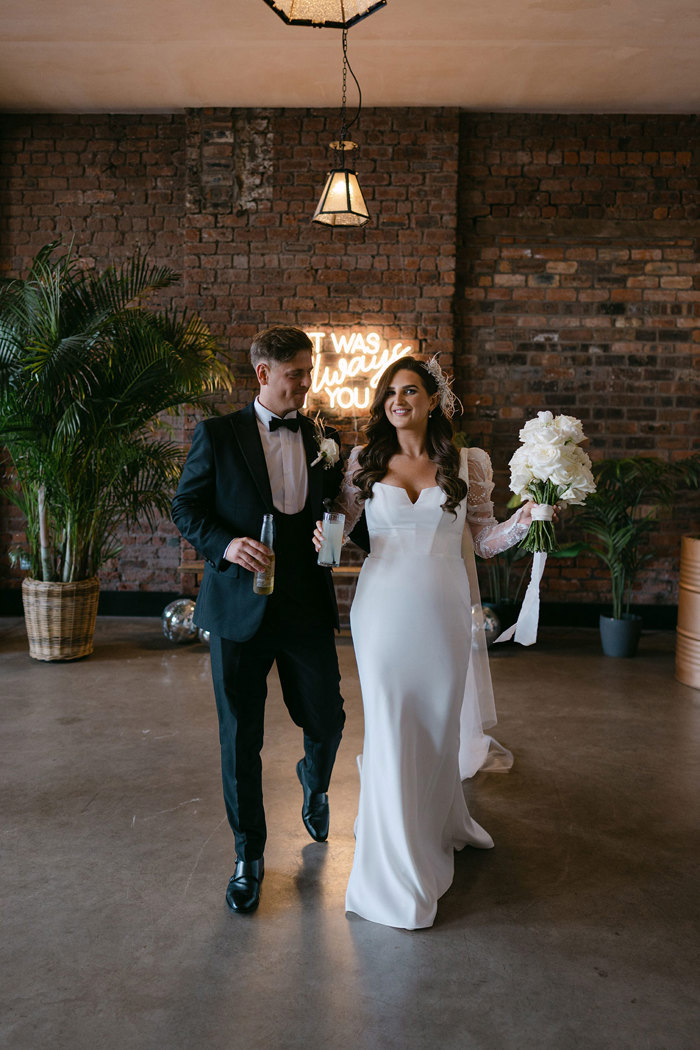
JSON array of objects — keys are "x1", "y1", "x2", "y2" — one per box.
[
  {"x1": 0, "y1": 241, "x2": 234, "y2": 660},
  {"x1": 572, "y1": 456, "x2": 700, "y2": 657}
]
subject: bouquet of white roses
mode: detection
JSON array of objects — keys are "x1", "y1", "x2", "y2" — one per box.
[
  {"x1": 508, "y1": 411, "x2": 596, "y2": 553},
  {"x1": 496, "y1": 411, "x2": 596, "y2": 647}
]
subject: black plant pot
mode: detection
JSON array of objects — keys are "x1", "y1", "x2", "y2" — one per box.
[{"x1": 599, "y1": 613, "x2": 643, "y2": 658}]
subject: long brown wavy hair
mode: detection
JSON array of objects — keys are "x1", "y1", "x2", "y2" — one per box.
[{"x1": 353, "y1": 357, "x2": 467, "y2": 516}]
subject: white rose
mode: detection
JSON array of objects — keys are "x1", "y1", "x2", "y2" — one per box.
[
  {"x1": 557, "y1": 450, "x2": 596, "y2": 504},
  {"x1": 548, "y1": 445, "x2": 583, "y2": 487},
  {"x1": 522, "y1": 416, "x2": 567, "y2": 448},
  {"x1": 559, "y1": 478, "x2": 595, "y2": 505},
  {"x1": 519, "y1": 411, "x2": 555, "y2": 443},
  {"x1": 508, "y1": 447, "x2": 534, "y2": 498},
  {"x1": 554, "y1": 414, "x2": 585, "y2": 445},
  {"x1": 510, "y1": 471, "x2": 533, "y2": 500},
  {"x1": 526, "y1": 443, "x2": 561, "y2": 482},
  {"x1": 508, "y1": 446, "x2": 530, "y2": 474},
  {"x1": 533, "y1": 428, "x2": 566, "y2": 448}
]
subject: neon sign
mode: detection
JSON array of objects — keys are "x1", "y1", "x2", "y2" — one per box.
[{"x1": 306, "y1": 330, "x2": 413, "y2": 412}]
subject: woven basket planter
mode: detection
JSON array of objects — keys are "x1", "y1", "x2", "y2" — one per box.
[{"x1": 22, "y1": 576, "x2": 100, "y2": 661}]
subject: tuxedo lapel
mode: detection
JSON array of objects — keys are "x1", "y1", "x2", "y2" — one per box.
[
  {"x1": 231, "y1": 403, "x2": 274, "y2": 511},
  {"x1": 299, "y1": 414, "x2": 323, "y2": 513}
]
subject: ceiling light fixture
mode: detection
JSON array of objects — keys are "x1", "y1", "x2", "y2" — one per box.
[
  {"x1": 262, "y1": 0, "x2": 387, "y2": 30},
  {"x1": 262, "y1": 0, "x2": 386, "y2": 227},
  {"x1": 312, "y1": 28, "x2": 370, "y2": 227}
]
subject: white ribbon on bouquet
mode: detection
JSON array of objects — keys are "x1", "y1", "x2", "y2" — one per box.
[{"x1": 493, "y1": 504, "x2": 555, "y2": 647}]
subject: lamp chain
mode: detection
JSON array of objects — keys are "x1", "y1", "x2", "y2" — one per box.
[
  {"x1": 337, "y1": 28, "x2": 361, "y2": 142},
  {"x1": 340, "y1": 29, "x2": 348, "y2": 142}
]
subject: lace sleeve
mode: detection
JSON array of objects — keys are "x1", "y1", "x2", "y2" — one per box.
[
  {"x1": 333, "y1": 445, "x2": 366, "y2": 538},
  {"x1": 466, "y1": 447, "x2": 529, "y2": 558}
]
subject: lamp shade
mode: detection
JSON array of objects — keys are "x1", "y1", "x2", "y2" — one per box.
[
  {"x1": 262, "y1": 0, "x2": 387, "y2": 28},
  {"x1": 312, "y1": 168, "x2": 370, "y2": 226}
]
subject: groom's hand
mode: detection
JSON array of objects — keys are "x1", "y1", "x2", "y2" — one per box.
[{"x1": 224, "y1": 537, "x2": 272, "y2": 572}]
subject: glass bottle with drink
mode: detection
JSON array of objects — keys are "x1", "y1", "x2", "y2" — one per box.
[{"x1": 253, "y1": 513, "x2": 275, "y2": 595}]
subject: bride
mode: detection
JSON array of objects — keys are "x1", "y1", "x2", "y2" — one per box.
[{"x1": 314, "y1": 357, "x2": 536, "y2": 930}]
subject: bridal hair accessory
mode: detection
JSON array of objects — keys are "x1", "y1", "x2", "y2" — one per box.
[
  {"x1": 495, "y1": 411, "x2": 596, "y2": 647},
  {"x1": 310, "y1": 413, "x2": 340, "y2": 469},
  {"x1": 422, "y1": 356, "x2": 463, "y2": 419}
]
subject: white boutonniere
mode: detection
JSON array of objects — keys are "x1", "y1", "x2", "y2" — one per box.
[{"x1": 310, "y1": 413, "x2": 340, "y2": 469}]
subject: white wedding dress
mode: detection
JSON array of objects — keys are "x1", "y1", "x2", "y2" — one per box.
[{"x1": 337, "y1": 446, "x2": 528, "y2": 930}]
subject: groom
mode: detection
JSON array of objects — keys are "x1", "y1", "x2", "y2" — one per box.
[{"x1": 172, "y1": 326, "x2": 348, "y2": 916}]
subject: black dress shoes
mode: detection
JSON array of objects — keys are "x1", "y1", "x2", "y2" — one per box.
[
  {"x1": 225, "y1": 858, "x2": 264, "y2": 914},
  {"x1": 296, "y1": 759, "x2": 330, "y2": 842}
]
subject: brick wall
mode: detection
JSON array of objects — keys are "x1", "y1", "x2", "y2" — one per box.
[
  {"x1": 455, "y1": 114, "x2": 699, "y2": 607},
  {"x1": 1, "y1": 110, "x2": 697, "y2": 615},
  {"x1": 0, "y1": 114, "x2": 185, "y2": 272},
  {"x1": 0, "y1": 114, "x2": 188, "y2": 593},
  {"x1": 0, "y1": 108, "x2": 459, "y2": 608},
  {"x1": 180, "y1": 107, "x2": 459, "y2": 610},
  {"x1": 181, "y1": 107, "x2": 458, "y2": 407}
]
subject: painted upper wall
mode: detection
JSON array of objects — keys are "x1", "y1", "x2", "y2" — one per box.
[{"x1": 1, "y1": 0, "x2": 699, "y2": 113}]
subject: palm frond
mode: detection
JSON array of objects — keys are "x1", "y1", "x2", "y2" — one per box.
[
  {"x1": 0, "y1": 240, "x2": 235, "y2": 581},
  {"x1": 84, "y1": 253, "x2": 180, "y2": 316}
]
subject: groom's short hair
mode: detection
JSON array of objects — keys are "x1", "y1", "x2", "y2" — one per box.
[{"x1": 250, "y1": 326, "x2": 313, "y2": 367}]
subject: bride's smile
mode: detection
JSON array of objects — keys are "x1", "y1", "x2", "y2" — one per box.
[{"x1": 384, "y1": 369, "x2": 439, "y2": 430}]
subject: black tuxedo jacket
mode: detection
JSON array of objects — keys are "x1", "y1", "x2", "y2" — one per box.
[{"x1": 171, "y1": 403, "x2": 347, "y2": 642}]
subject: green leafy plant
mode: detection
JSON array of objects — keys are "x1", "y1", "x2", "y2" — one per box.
[
  {"x1": 478, "y1": 540, "x2": 586, "y2": 609},
  {"x1": 570, "y1": 456, "x2": 700, "y2": 620},
  {"x1": 0, "y1": 241, "x2": 234, "y2": 582}
]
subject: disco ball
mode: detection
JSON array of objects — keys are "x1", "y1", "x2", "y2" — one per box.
[
  {"x1": 162, "y1": 598, "x2": 198, "y2": 644},
  {"x1": 198, "y1": 628, "x2": 211, "y2": 645},
  {"x1": 472, "y1": 603, "x2": 501, "y2": 647}
]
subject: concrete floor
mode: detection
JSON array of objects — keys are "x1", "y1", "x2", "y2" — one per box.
[{"x1": 1, "y1": 617, "x2": 699, "y2": 1050}]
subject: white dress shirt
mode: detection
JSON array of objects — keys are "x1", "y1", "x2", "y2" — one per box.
[
  {"x1": 253, "y1": 397, "x2": 308, "y2": 514},
  {"x1": 223, "y1": 400, "x2": 309, "y2": 561}
]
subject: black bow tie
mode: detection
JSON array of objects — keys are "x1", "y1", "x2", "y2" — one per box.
[{"x1": 269, "y1": 415, "x2": 300, "y2": 433}]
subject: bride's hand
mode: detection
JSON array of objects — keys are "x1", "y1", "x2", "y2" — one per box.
[
  {"x1": 313, "y1": 520, "x2": 324, "y2": 552},
  {"x1": 518, "y1": 500, "x2": 561, "y2": 527}
]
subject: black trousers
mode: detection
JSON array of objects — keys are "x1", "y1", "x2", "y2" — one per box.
[{"x1": 208, "y1": 604, "x2": 345, "y2": 862}]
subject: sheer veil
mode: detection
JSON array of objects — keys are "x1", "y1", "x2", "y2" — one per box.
[{"x1": 458, "y1": 449, "x2": 514, "y2": 779}]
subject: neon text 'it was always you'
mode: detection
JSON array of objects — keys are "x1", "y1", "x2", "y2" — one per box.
[{"x1": 306, "y1": 331, "x2": 412, "y2": 411}]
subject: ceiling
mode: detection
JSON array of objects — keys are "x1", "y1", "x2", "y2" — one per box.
[{"x1": 0, "y1": 0, "x2": 698, "y2": 114}]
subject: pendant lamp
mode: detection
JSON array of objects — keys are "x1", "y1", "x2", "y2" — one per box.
[{"x1": 312, "y1": 29, "x2": 370, "y2": 227}]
